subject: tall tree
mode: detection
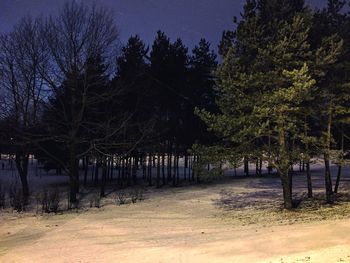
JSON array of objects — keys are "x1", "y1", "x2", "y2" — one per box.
[
  {"x1": 114, "y1": 35, "x2": 152, "y2": 144},
  {"x1": 198, "y1": 0, "x2": 315, "y2": 209},
  {"x1": 309, "y1": 0, "x2": 349, "y2": 203},
  {"x1": 0, "y1": 17, "x2": 46, "y2": 201},
  {"x1": 149, "y1": 32, "x2": 189, "y2": 151},
  {"x1": 37, "y1": 1, "x2": 119, "y2": 203},
  {"x1": 186, "y1": 39, "x2": 218, "y2": 147}
]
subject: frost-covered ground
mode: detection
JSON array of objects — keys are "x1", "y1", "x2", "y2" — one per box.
[{"x1": 1, "y1": 158, "x2": 350, "y2": 262}]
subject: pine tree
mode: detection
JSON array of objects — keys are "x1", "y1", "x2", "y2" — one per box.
[
  {"x1": 198, "y1": 0, "x2": 315, "y2": 209},
  {"x1": 187, "y1": 39, "x2": 218, "y2": 147},
  {"x1": 149, "y1": 32, "x2": 190, "y2": 185},
  {"x1": 115, "y1": 35, "x2": 149, "y2": 116},
  {"x1": 309, "y1": 0, "x2": 349, "y2": 203}
]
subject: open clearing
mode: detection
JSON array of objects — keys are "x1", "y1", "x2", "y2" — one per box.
[{"x1": 1, "y1": 164, "x2": 350, "y2": 263}]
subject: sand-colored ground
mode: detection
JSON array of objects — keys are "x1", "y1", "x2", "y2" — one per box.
[{"x1": 1, "y1": 168, "x2": 350, "y2": 263}]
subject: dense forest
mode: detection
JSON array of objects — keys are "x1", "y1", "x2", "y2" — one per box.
[{"x1": 0, "y1": 0, "x2": 350, "y2": 211}]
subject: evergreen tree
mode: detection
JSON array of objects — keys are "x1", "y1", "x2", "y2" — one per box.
[
  {"x1": 198, "y1": 0, "x2": 315, "y2": 209},
  {"x1": 309, "y1": 0, "x2": 349, "y2": 202},
  {"x1": 115, "y1": 35, "x2": 149, "y2": 115},
  {"x1": 149, "y1": 32, "x2": 189, "y2": 152},
  {"x1": 186, "y1": 39, "x2": 218, "y2": 147},
  {"x1": 113, "y1": 35, "x2": 152, "y2": 151}
]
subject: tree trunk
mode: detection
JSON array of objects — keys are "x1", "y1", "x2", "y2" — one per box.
[
  {"x1": 278, "y1": 122, "x2": 293, "y2": 209},
  {"x1": 142, "y1": 154, "x2": 146, "y2": 180},
  {"x1": 110, "y1": 158, "x2": 114, "y2": 181},
  {"x1": 100, "y1": 157, "x2": 107, "y2": 198},
  {"x1": 121, "y1": 157, "x2": 125, "y2": 187},
  {"x1": 162, "y1": 153, "x2": 166, "y2": 185},
  {"x1": 306, "y1": 161, "x2": 313, "y2": 198},
  {"x1": 184, "y1": 154, "x2": 187, "y2": 181},
  {"x1": 324, "y1": 106, "x2": 333, "y2": 203},
  {"x1": 148, "y1": 153, "x2": 152, "y2": 186},
  {"x1": 259, "y1": 158, "x2": 262, "y2": 176},
  {"x1": 94, "y1": 159, "x2": 99, "y2": 187},
  {"x1": 106, "y1": 159, "x2": 110, "y2": 181},
  {"x1": 334, "y1": 126, "x2": 344, "y2": 194},
  {"x1": 15, "y1": 151, "x2": 29, "y2": 202},
  {"x1": 334, "y1": 165, "x2": 341, "y2": 194},
  {"x1": 68, "y1": 147, "x2": 79, "y2": 204},
  {"x1": 167, "y1": 153, "x2": 172, "y2": 182},
  {"x1": 281, "y1": 172, "x2": 293, "y2": 209},
  {"x1": 117, "y1": 157, "x2": 121, "y2": 185},
  {"x1": 324, "y1": 153, "x2": 333, "y2": 202},
  {"x1": 83, "y1": 156, "x2": 88, "y2": 186},
  {"x1": 172, "y1": 151, "x2": 177, "y2": 187},
  {"x1": 156, "y1": 153, "x2": 160, "y2": 188},
  {"x1": 303, "y1": 115, "x2": 312, "y2": 198},
  {"x1": 91, "y1": 164, "x2": 94, "y2": 182},
  {"x1": 176, "y1": 154, "x2": 180, "y2": 184},
  {"x1": 127, "y1": 157, "x2": 131, "y2": 186},
  {"x1": 244, "y1": 157, "x2": 249, "y2": 176},
  {"x1": 132, "y1": 156, "x2": 137, "y2": 185}
]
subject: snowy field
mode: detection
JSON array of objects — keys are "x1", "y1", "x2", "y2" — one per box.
[{"x1": 1, "y1": 158, "x2": 350, "y2": 262}]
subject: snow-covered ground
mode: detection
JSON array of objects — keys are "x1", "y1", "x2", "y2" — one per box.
[{"x1": 1, "y1": 158, "x2": 350, "y2": 262}]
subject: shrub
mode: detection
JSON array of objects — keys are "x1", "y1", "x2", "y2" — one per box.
[
  {"x1": 89, "y1": 193, "x2": 101, "y2": 208},
  {"x1": 67, "y1": 191, "x2": 80, "y2": 210},
  {"x1": 116, "y1": 190, "x2": 127, "y2": 205},
  {"x1": 48, "y1": 188, "x2": 60, "y2": 213},
  {"x1": 136, "y1": 188, "x2": 145, "y2": 201},
  {"x1": 129, "y1": 189, "x2": 138, "y2": 204},
  {"x1": 36, "y1": 188, "x2": 60, "y2": 214},
  {"x1": 36, "y1": 189, "x2": 47, "y2": 214},
  {"x1": 9, "y1": 182, "x2": 26, "y2": 212}
]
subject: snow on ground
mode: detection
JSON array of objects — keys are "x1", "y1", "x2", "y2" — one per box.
[{"x1": 1, "y1": 158, "x2": 350, "y2": 262}]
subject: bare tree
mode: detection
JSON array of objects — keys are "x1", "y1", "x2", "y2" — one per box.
[
  {"x1": 0, "y1": 17, "x2": 47, "y2": 201},
  {"x1": 36, "y1": 1, "x2": 120, "y2": 204}
]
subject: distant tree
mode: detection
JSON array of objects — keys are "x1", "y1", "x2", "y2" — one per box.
[
  {"x1": 114, "y1": 35, "x2": 152, "y2": 139},
  {"x1": 218, "y1": 30, "x2": 235, "y2": 58},
  {"x1": 167, "y1": 38, "x2": 189, "y2": 151},
  {"x1": 148, "y1": 31, "x2": 191, "y2": 185},
  {"x1": 149, "y1": 32, "x2": 189, "y2": 144},
  {"x1": 149, "y1": 30, "x2": 173, "y2": 143},
  {"x1": 112, "y1": 35, "x2": 155, "y2": 188},
  {"x1": 186, "y1": 39, "x2": 218, "y2": 147}
]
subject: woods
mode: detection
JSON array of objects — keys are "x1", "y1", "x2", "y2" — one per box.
[{"x1": 0, "y1": 0, "x2": 350, "y2": 212}]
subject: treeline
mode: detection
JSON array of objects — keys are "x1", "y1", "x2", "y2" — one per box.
[
  {"x1": 0, "y1": 2, "x2": 217, "y2": 204},
  {"x1": 1, "y1": 0, "x2": 350, "y2": 210},
  {"x1": 197, "y1": 0, "x2": 350, "y2": 209}
]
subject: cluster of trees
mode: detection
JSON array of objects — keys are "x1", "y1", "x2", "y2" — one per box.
[
  {"x1": 198, "y1": 0, "x2": 350, "y2": 209},
  {"x1": 0, "y1": 2, "x2": 217, "y2": 204},
  {"x1": 1, "y1": 0, "x2": 350, "y2": 211}
]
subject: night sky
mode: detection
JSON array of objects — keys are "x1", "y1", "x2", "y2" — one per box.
[{"x1": 0, "y1": 0, "x2": 325, "y2": 50}]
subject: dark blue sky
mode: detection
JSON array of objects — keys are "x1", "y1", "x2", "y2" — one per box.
[{"x1": 0, "y1": 0, "x2": 325, "y2": 50}]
